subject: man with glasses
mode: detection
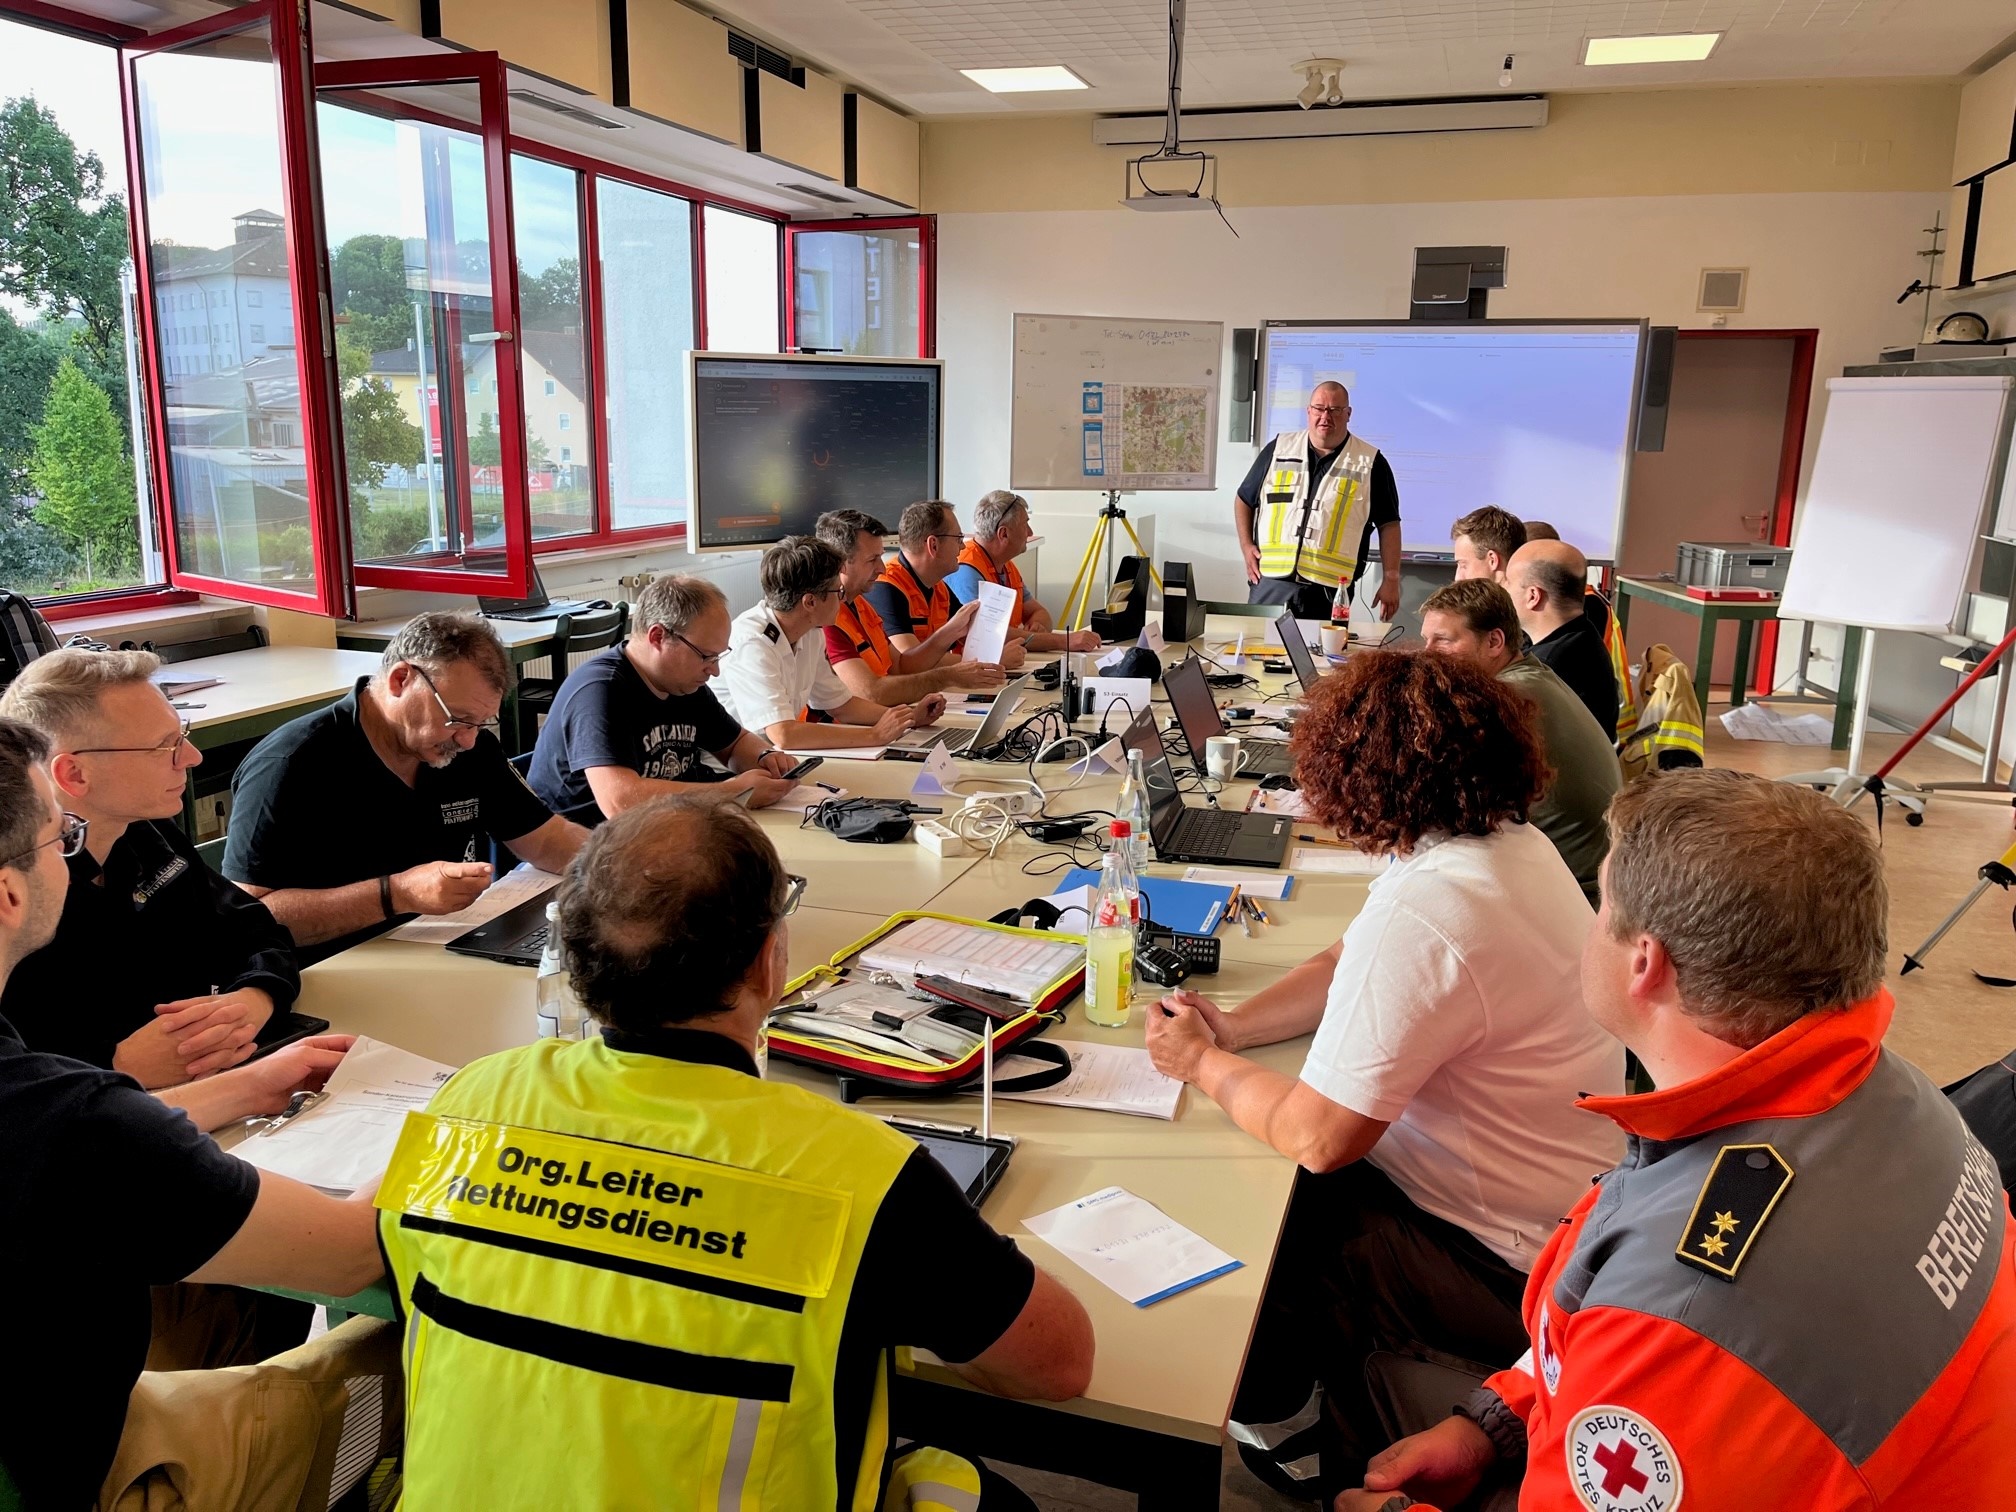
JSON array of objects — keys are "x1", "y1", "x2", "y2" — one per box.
[
  {"x1": 858, "y1": 499, "x2": 1025, "y2": 674},
  {"x1": 374, "y1": 797, "x2": 1091, "y2": 1507},
  {"x1": 0, "y1": 650, "x2": 299, "y2": 1086},
  {"x1": 0, "y1": 716, "x2": 382, "y2": 1509},
  {"x1": 529, "y1": 573, "x2": 801, "y2": 823},
  {"x1": 720, "y1": 535, "x2": 947, "y2": 752},
  {"x1": 225, "y1": 612, "x2": 588, "y2": 957},
  {"x1": 1236, "y1": 381, "x2": 1404, "y2": 622}
]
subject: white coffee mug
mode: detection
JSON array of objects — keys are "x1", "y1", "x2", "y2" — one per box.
[
  {"x1": 1204, "y1": 735, "x2": 1249, "y2": 782},
  {"x1": 1319, "y1": 624, "x2": 1349, "y2": 659}
]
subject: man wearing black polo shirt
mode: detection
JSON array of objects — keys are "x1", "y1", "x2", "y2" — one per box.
[
  {"x1": 530, "y1": 573, "x2": 798, "y2": 822},
  {"x1": 0, "y1": 718, "x2": 382, "y2": 1509},
  {"x1": 225, "y1": 612, "x2": 587, "y2": 953},
  {"x1": 1507, "y1": 539, "x2": 1620, "y2": 735},
  {"x1": 0, "y1": 649, "x2": 298, "y2": 1085}
]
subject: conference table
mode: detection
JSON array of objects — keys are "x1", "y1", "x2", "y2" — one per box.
[
  {"x1": 165, "y1": 645, "x2": 382, "y2": 752},
  {"x1": 295, "y1": 624, "x2": 1367, "y2": 1509}
]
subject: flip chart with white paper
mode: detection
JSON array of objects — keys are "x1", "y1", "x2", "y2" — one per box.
[
  {"x1": 1011, "y1": 313, "x2": 1224, "y2": 491},
  {"x1": 1777, "y1": 376, "x2": 2014, "y2": 634}
]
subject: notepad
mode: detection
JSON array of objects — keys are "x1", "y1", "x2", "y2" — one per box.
[
  {"x1": 1023, "y1": 1187, "x2": 1242, "y2": 1306},
  {"x1": 857, "y1": 918, "x2": 1083, "y2": 1004},
  {"x1": 233, "y1": 1037, "x2": 457, "y2": 1193},
  {"x1": 978, "y1": 1041, "x2": 1183, "y2": 1120}
]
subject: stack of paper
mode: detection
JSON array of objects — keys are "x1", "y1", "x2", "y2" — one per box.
[
  {"x1": 389, "y1": 862, "x2": 560, "y2": 945},
  {"x1": 979, "y1": 1041, "x2": 1184, "y2": 1119},
  {"x1": 858, "y1": 918, "x2": 1083, "y2": 1003},
  {"x1": 1023, "y1": 1187, "x2": 1242, "y2": 1306},
  {"x1": 233, "y1": 1037, "x2": 458, "y2": 1193}
]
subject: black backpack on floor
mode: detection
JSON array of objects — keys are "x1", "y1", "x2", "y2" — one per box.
[{"x1": 0, "y1": 589, "x2": 58, "y2": 692}]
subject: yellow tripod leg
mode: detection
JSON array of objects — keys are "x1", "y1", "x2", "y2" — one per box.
[
  {"x1": 1060, "y1": 513, "x2": 1111, "y2": 632},
  {"x1": 1115, "y1": 515, "x2": 1166, "y2": 594}
]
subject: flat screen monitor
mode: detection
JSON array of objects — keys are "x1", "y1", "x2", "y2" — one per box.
[
  {"x1": 687, "y1": 353, "x2": 943, "y2": 553},
  {"x1": 1256, "y1": 320, "x2": 1647, "y2": 561}
]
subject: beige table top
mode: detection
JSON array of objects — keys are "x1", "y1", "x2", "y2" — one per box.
[
  {"x1": 164, "y1": 647, "x2": 381, "y2": 735},
  {"x1": 297, "y1": 629, "x2": 1364, "y2": 1446}
]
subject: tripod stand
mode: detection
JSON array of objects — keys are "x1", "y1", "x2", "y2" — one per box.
[{"x1": 1060, "y1": 491, "x2": 1166, "y2": 633}]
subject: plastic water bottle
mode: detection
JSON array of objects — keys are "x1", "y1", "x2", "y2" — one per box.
[
  {"x1": 534, "y1": 903, "x2": 590, "y2": 1039},
  {"x1": 1084, "y1": 824, "x2": 1138, "y2": 1028},
  {"x1": 1115, "y1": 751, "x2": 1154, "y2": 872}
]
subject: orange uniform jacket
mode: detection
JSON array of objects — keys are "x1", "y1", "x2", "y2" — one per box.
[
  {"x1": 1437, "y1": 989, "x2": 2016, "y2": 1511},
  {"x1": 952, "y1": 540, "x2": 1032, "y2": 632}
]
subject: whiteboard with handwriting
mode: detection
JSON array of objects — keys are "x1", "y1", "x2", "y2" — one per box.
[{"x1": 1010, "y1": 313, "x2": 1223, "y2": 491}]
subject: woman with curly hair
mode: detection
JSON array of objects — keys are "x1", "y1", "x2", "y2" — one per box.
[{"x1": 1144, "y1": 650, "x2": 1622, "y2": 1503}]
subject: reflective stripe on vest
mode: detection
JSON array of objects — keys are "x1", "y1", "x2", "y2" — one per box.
[
  {"x1": 884, "y1": 1447, "x2": 984, "y2": 1512},
  {"x1": 377, "y1": 1037, "x2": 915, "y2": 1511},
  {"x1": 835, "y1": 600, "x2": 895, "y2": 679},
  {"x1": 955, "y1": 541, "x2": 1028, "y2": 631},
  {"x1": 1254, "y1": 429, "x2": 1379, "y2": 586},
  {"x1": 1591, "y1": 588, "x2": 1638, "y2": 742}
]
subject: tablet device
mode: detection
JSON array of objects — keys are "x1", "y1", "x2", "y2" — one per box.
[{"x1": 904, "y1": 1128, "x2": 1014, "y2": 1206}]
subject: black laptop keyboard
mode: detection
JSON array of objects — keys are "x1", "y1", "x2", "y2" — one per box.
[
  {"x1": 1175, "y1": 806, "x2": 1245, "y2": 857},
  {"x1": 516, "y1": 924, "x2": 551, "y2": 955}
]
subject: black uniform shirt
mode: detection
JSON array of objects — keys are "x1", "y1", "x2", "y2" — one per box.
[
  {"x1": 1529, "y1": 615, "x2": 1621, "y2": 736},
  {"x1": 1, "y1": 818, "x2": 299, "y2": 1069}
]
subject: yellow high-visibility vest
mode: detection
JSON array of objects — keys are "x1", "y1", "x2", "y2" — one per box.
[
  {"x1": 377, "y1": 1034, "x2": 918, "y2": 1510},
  {"x1": 1254, "y1": 429, "x2": 1380, "y2": 586}
]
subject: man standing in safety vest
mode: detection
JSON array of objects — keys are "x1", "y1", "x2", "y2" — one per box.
[
  {"x1": 947, "y1": 490, "x2": 1102, "y2": 654},
  {"x1": 1237, "y1": 382, "x2": 1403, "y2": 622},
  {"x1": 1335, "y1": 770, "x2": 2016, "y2": 1512},
  {"x1": 377, "y1": 799, "x2": 1094, "y2": 1511}
]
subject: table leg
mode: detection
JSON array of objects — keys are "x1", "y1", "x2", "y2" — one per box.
[
  {"x1": 1834, "y1": 627, "x2": 1864, "y2": 753},
  {"x1": 1614, "y1": 588, "x2": 1632, "y2": 640},
  {"x1": 1730, "y1": 618, "x2": 1756, "y2": 708},
  {"x1": 1693, "y1": 614, "x2": 1716, "y2": 712}
]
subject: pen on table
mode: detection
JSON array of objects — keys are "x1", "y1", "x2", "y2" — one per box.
[
  {"x1": 814, "y1": 781, "x2": 841, "y2": 793},
  {"x1": 1238, "y1": 893, "x2": 1256, "y2": 937},
  {"x1": 1220, "y1": 885, "x2": 1243, "y2": 935},
  {"x1": 1245, "y1": 896, "x2": 1271, "y2": 927},
  {"x1": 1294, "y1": 833, "x2": 1354, "y2": 849}
]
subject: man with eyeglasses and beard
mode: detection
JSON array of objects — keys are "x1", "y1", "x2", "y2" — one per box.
[
  {"x1": 0, "y1": 650, "x2": 301, "y2": 1085},
  {"x1": 225, "y1": 612, "x2": 588, "y2": 959}
]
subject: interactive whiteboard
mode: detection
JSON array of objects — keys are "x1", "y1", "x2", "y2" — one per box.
[
  {"x1": 1778, "y1": 376, "x2": 2014, "y2": 634},
  {"x1": 1258, "y1": 320, "x2": 1647, "y2": 559},
  {"x1": 1010, "y1": 313, "x2": 1223, "y2": 491}
]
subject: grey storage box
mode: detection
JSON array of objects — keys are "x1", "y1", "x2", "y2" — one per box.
[{"x1": 1676, "y1": 541, "x2": 1792, "y2": 591}]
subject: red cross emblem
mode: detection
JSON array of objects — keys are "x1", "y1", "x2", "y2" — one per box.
[{"x1": 1592, "y1": 1439, "x2": 1649, "y2": 1498}]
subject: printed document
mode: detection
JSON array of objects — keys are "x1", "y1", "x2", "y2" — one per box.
[
  {"x1": 1023, "y1": 1186, "x2": 1242, "y2": 1306},
  {"x1": 1290, "y1": 847, "x2": 1388, "y2": 876},
  {"x1": 859, "y1": 918, "x2": 1083, "y2": 1003},
  {"x1": 963, "y1": 580, "x2": 1020, "y2": 666},
  {"x1": 233, "y1": 1037, "x2": 457, "y2": 1193},
  {"x1": 977, "y1": 1040, "x2": 1183, "y2": 1119},
  {"x1": 389, "y1": 862, "x2": 559, "y2": 944}
]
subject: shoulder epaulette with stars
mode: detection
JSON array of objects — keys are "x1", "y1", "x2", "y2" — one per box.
[
  {"x1": 1677, "y1": 1143, "x2": 1794, "y2": 1280},
  {"x1": 762, "y1": 622, "x2": 780, "y2": 643}
]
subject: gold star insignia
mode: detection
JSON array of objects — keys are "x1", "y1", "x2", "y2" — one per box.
[
  {"x1": 1711, "y1": 1211, "x2": 1740, "y2": 1234},
  {"x1": 1699, "y1": 1231, "x2": 1729, "y2": 1258}
]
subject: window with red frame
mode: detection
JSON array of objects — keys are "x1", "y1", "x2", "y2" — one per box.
[{"x1": 786, "y1": 217, "x2": 935, "y2": 360}]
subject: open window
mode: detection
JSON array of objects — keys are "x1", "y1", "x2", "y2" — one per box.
[
  {"x1": 123, "y1": 1, "x2": 353, "y2": 613},
  {"x1": 785, "y1": 216, "x2": 934, "y2": 359},
  {"x1": 315, "y1": 52, "x2": 531, "y2": 594}
]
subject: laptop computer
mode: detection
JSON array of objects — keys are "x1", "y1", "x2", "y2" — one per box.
[
  {"x1": 446, "y1": 883, "x2": 562, "y2": 967},
  {"x1": 480, "y1": 559, "x2": 601, "y2": 622},
  {"x1": 1162, "y1": 657, "x2": 1294, "y2": 777},
  {"x1": 1274, "y1": 611, "x2": 1325, "y2": 695},
  {"x1": 1119, "y1": 709, "x2": 1290, "y2": 868},
  {"x1": 887, "y1": 677, "x2": 1033, "y2": 757}
]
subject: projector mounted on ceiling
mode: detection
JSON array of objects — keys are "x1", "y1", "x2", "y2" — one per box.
[{"x1": 1121, "y1": 0, "x2": 1233, "y2": 230}]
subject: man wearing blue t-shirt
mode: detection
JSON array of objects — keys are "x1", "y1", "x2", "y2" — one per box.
[{"x1": 529, "y1": 574, "x2": 798, "y2": 823}]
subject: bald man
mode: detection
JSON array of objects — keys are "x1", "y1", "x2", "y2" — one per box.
[
  {"x1": 1235, "y1": 381, "x2": 1403, "y2": 621},
  {"x1": 1507, "y1": 540, "x2": 1619, "y2": 734}
]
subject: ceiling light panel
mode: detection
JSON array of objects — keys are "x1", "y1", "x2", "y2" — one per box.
[
  {"x1": 1583, "y1": 33, "x2": 1723, "y2": 65},
  {"x1": 959, "y1": 64, "x2": 1089, "y2": 92}
]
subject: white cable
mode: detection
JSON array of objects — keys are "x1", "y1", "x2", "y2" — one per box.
[
  {"x1": 949, "y1": 798, "x2": 1018, "y2": 859},
  {"x1": 1029, "y1": 736, "x2": 1092, "y2": 796}
]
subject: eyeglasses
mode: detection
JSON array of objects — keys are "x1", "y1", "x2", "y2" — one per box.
[
  {"x1": 672, "y1": 631, "x2": 728, "y2": 667},
  {"x1": 69, "y1": 717, "x2": 194, "y2": 760},
  {"x1": 1307, "y1": 404, "x2": 1348, "y2": 417},
  {"x1": 929, "y1": 532, "x2": 966, "y2": 545},
  {"x1": 781, "y1": 873, "x2": 808, "y2": 916},
  {"x1": 411, "y1": 665, "x2": 501, "y2": 737},
  {"x1": 2, "y1": 812, "x2": 87, "y2": 870}
]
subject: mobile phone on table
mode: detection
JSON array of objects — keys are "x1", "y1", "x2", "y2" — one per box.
[
  {"x1": 782, "y1": 755, "x2": 824, "y2": 780},
  {"x1": 965, "y1": 691, "x2": 999, "y2": 704},
  {"x1": 249, "y1": 1012, "x2": 333, "y2": 1060}
]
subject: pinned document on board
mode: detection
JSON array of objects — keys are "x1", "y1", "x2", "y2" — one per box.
[
  {"x1": 1023, "y1": 1186, "x2": 1242, "y2": 1306},
  {"x1": 963, "y1": 580, "x2": 1020, "y2": 667}
]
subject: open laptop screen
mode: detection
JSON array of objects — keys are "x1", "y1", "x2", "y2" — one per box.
[
  {"x1": 1162, "y1": 657, "x2": 1226, "y2": 756},
  {"x1": 1120, "y1": 708, "x2": 1187, "y2": 850},
  {"x1": 1274, "y1": 611, "x2": 1321, "y2": 693},
  {"x1": 479, "y1": 558, "x2": 552, "y2": 617}
]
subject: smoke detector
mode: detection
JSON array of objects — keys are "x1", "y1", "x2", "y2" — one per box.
[{"x1": 1295, "y1": 58, "x2": 1345, "y2": 109}]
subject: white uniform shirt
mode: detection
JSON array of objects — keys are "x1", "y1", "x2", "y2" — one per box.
[
  {"x1": 718, "y1": 603, "x2": 854, "y2": 735},
  {"x1": 1299, "y1": 821, "x2": 1625, "y2": 1269}
]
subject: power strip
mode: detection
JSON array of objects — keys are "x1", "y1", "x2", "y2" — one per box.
[{"x1": 961, "y1": 788, "x2": 1041, "y2": 818}]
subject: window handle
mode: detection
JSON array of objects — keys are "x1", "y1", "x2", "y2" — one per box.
[{"x1": 468, "y1": 330, "x2": 513, "y2": 343}]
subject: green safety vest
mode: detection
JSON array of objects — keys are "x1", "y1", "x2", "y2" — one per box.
[
  {"x1": 1254, "y1": 429, "x2": 1380, "y2": 586},
  {"x1": 377, "y1": 1034, "x2": 918, "y2": 1510}
]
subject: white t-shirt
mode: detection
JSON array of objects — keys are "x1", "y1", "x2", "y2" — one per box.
[
  {"x1": 718, "y1": 604, "x2": 854, "y2": 735},
  {"x1": 1299, "y1": 821, "x2": 1624, "y2": 1269}
]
